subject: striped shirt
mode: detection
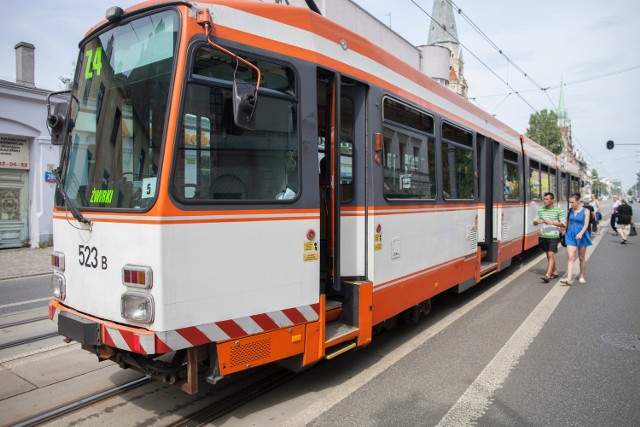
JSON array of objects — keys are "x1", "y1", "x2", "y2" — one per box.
[{"x1": 534, "y1": 206, "x2": 566, "y2": 238}]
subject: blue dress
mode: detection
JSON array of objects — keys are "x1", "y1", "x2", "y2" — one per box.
[{"x1": 565, "y1": 208, "x2": 593, "y2": 247}]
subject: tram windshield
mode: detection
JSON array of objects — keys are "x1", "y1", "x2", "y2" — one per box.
[{"x1": 57, "y1": 10, "x2": 179, "y2": 210}]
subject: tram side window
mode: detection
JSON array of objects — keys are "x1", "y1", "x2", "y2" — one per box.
[
  {"x1": 442, "y1": 123, "x2": 474, "y2": 200},
  {"x1": 382, "y1": 98, "x2": 435, "y2": 199},
  {"x1": 529, "y1": 160, "x2": 541, "y2": 200},
  {"x1": 540, "y1": 164, "x2": 550, "y2": 195},
  {"x1": 560, "y1": 172, "x2": 567, "y2": 201},
  {"x1": 503, "y1": 148, "x2": 520, "y2": 201},
  {"x1": 174, "y1": 47, "x2": 298, "y2": 202},
  {"x1": 549, "y1": 168, "x2": 557, "y2": 198}
]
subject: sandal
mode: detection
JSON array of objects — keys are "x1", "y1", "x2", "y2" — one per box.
[
  {"x1": 559, "y1": 278, "x2": 573, "y2": 286},
  {"x1": 541, "y1": 276, "x2": 551, "y2": 283},
  {"x1": 551, "y1": 273, "x2": 560, "y2": 279}
]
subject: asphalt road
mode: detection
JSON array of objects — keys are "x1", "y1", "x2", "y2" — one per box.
[{"x1": 0, "y1": 275, "x2": 51, "y2": 316}]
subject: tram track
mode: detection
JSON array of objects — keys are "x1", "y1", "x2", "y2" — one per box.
[
  {"x1": 12, "y1": 376, "x2": 153, "y2": 427},
  {"x1": 0, "y1": 331, "x2": 61, "y2": 351},
  {"x1": 168, "y1": 369, "x2": 296, "y2": 427},
  {"x1": 0, "y1": 315, "x2": 49, "y2": 329}
]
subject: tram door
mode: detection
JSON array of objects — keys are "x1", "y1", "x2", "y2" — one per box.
[
  {"x1": 317, "y1": 71, "x2": 367, "y2": 296},
  {"x1": 477, "y1": 135, "x2": 499, "y2": 267}
]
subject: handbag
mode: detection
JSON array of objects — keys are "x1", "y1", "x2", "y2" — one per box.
[
  {"x1": 560, "y1": 233, "x2": 567, "y2": 247},
  {"x1": 630, "y1": 226, "x2": 637, "y2": 237}
]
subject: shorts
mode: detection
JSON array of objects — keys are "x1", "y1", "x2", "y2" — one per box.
[{"x1": 539, "y1": 237, "x2": 560, "y2": 253}]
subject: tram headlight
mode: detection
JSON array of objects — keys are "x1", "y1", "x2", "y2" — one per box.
[
  {"x1": 121, "y1": 292, "x2": 154, "y2": 323},
  {"x1": 51, "y1": 273, "x2": 66, "y2": 300}
]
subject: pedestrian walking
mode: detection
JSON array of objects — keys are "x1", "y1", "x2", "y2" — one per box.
[
  {"x1": 590, "y1": 194, "x2": 602, "y2": 235},
  {"x1": 611, "y1": 195, "x2": 621, "y2": 235},
  {"x1": 533, "y1": 192, "x2": 566, "y2": 283},
  {"x1": 583, "y1": 198, "x2": 596, "y2": 238},
  {"x1": 616, "y1": 198, "x2": 633, "y2": 244},
  {"x1": 561, "y1": 193, "x2": 592, "y2": 285}
]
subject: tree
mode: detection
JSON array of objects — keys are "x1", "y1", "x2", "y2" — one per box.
[
  {"x1": 58, "y1": 61, "x2": 76, "y2": 90},
  {"x1": 591, "y1": 168, "x2": 604, "y2": 197},
  {"x1": 526, "y1": 109, "x2": 564, "y2": 155}
]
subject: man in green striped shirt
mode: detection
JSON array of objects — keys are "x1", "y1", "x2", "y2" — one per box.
[{"x1": 533, "y1": 192, "x2": 566, "y2": 283}]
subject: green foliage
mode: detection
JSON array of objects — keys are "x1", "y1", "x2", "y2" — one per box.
[{"x1": 526, "y1": 109, "x2": 564, "y2": 155}]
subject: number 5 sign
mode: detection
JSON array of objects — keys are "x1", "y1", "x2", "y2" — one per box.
[{"x1": 142, "y1": 177, "x2": 157, "y2": 199}]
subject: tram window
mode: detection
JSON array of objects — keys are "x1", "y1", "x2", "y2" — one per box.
[
  {"x1": 340, "y1": 97, "x2": 354, "y2": 202},
  {"x1": 560, "y1": 172, "x2": 567, "y2": 201},
  {"x1": 540, "y1": 164, "x2": 550, "y2": 195},
  {"x1": 503, "y1": 149, "x2": 519, "y2": 201},
  {"x1": 529, "y1": 160, "x2": 541, "y2": 200},
  {"x1": 549, "y1": 168, "x2": 557, "y2": 198},
  {"x1": 383, "y1": 98, "x2": 434, "y2": 134},
  {"x1": 174, "y1": 48, "x2": 298, "y2": 202},
  {"x1": 382, "y1": 126, "x2": 436, "y2": 199},
  {"x1": 382, "y1": 98, "x2": 436, "y2": 200},
  {"x1": 442, "y1": 142, "x2": 474, "y2": 200},
  {"x1": 442, "y1": 123, "x2": 474, "y2": 200}
]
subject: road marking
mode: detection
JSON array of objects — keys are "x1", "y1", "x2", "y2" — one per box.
[
  {"x1": 0, "y1": 297, "x2": 51, "y2": 309},
  {"x1": 285, "y1": 232, "x2": 603, "y2": 426},
  {"x1": 283, "y1": 252, "x2": 547, "y2": 426},
  {"x1": 435, "y1": 281, "x2": 569, "y2": 426},
  {"x1": 436, "y1": 233, "x2": 602, "y2": 426}
]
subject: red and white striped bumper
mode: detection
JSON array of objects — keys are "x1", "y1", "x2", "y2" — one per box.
[{"x1": 50, "y1": 300, "x2": 319, "y2": 354}]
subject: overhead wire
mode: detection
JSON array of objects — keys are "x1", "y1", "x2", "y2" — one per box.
[
  {"x1": 472, "y1": 65, "x2": 640, "y2": 100},
  {"x1": 410, "y1": 0, "x2": 640, "y2": 182},
  {"x1": 443, "y1": 0, "x2": 558, "y2": 109},
  {"x1": 407, "y1": 0, "x2": 538, "y2": 112}
]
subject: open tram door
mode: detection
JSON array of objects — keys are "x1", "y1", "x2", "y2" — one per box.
[
  {"x1": 316, "y1": 70, "x2": 372, "y2": 359},
  {"x1": 475, "y1": 135, "x2": 501, "y2": 282}
]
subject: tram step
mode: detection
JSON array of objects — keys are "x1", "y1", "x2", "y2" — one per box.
[
  {"x1": 325, "y1": 340, "x2": 357, "y2": 360},
  {"x1": 480, "y1": 261, "x2": 498, "y2": 276},
  {"x1": 325, "y1": 321, "x2": 359, "y2": 347},
  {"x1": 325, "y1": 299, "x2": 343, "y2": 323}
]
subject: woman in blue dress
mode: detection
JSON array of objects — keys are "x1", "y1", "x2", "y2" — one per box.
[{"x1": 561, "y1": 193, "x2": 592, "y2": 285}]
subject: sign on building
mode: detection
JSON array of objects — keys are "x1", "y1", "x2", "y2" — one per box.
[{"x1": 0, "y1": 134, "x2": 30, "y2": 170}]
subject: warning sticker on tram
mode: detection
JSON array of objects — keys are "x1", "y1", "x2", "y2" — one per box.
[
  {"x1": 303, "y1": 241, "x2": 318, "y2": 262},
  {"x1": 303, "y1": 253, "x2": 319, "y2": 262}
]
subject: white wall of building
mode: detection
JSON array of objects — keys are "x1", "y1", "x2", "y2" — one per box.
[{"x1": 1, "y1": 65, "x2": 62, "y2": 248}]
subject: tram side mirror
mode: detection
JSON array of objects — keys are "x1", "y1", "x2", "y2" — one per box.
[
  {"x1": 47, "y1": 101, "x2": 69, "y2": 145},
  {"x1": 232, "y1": 79, "x2": 257, "y2": 130}
]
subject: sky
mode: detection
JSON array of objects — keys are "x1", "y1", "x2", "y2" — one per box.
[{"x1": 1, "y1": 0, "x2": 639, "y2": 191}]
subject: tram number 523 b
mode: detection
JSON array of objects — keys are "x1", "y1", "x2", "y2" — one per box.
[{"x1": 78, "y1": 245, "x2": 108, "y2": 270}]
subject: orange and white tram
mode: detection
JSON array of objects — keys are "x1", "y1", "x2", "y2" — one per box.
[{"x1": 47, "y1": 0, "x2": 581, "y2": 393}]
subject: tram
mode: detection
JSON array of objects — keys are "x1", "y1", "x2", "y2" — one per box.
[{"x1": 47, "y1": 0, "x2": 581, "y2": 393}]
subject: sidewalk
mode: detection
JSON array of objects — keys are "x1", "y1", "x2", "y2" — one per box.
[{"x1": 0, "y1": 247, "x2": 53, "y2": 281}]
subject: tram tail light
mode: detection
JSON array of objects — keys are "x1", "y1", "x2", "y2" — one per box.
[
  {"x1": 51, "y1": 251, "x2": 65, "y2": 271},
  {"x1": 122, "y1": 265, "x2": 153, "y2": 289},
  {"x1": 51, "y1": 273, "x2": 66, "y2": 300},
  {"x1": 121, "y1": 292, "x2": 154, "y2": 323}
]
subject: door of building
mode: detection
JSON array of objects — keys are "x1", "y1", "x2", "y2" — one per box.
[{"x1": 0, "y1": 169, "x2": 29, "y2": 248}]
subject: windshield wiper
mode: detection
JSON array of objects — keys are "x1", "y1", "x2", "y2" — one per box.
[{"x1": 52, "y1": 168, "x2": 92, "y2": 225}]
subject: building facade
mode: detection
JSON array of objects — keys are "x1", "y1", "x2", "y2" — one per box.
[{"x1": 0, "y1": 42, "x2": 63, "y2": 249}]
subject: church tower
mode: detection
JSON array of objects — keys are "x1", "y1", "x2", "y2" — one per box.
[
  {"x1": 557, "y1": 85, "x2": 576, "y2": 162},
  {"x1": 426, "y1": 0, "x2": 468, "y2": 98}
]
